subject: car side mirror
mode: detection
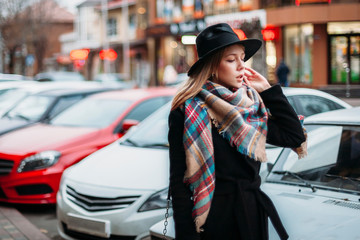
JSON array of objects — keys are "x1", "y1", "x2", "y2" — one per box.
[{"x1": 121, "y1": 119, "x2": 139, "y2": 133}]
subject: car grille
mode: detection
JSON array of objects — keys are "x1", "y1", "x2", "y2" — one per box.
[
  {"x1": 66, "y1": 185, "x2": 141, "y2": 212},
  {"x1": 15, "y1": 184, "x2": 53, "y2": 195},
  {"x1": 0, "y1": 159, "x2": 14, "y2": 176}
]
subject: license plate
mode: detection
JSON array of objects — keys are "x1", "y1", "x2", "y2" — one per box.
[{"x1": 67, "y1": 213, "x2": 111, "y2": 238}]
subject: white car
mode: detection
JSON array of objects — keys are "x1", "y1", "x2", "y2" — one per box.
[
  {"x1": 0, "y1": 81, "x2": 108, "y2": 118},
  {"x1": 34, "y1": 71, "x2": 86, "y2": 82},
  {"x1": 150, "y1": 107, "x2": 360, "y2": 240},
  {"x1": 281, "y1": 87, "x2": 352, "y2": 117},
  {"x1": 57, "y1": 104, "x2": 172, "y2": 240},
  {"x1": 0, "y1": 81, "x2": 36, "y2": 96},
  {"x1": 56, "y1": 88, "x2": 353, "y2": 240},
  {"x1": 0, "y1": 73, "x2": 32, "y2": 81}
]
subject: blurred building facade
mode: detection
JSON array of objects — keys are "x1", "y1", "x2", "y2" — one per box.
[
  {"x1": 64, "y1": 0, "x2": 358, "y2": 88},
  {"x1": 1, "y1": 0, "x2": 359, "y2": 89},
  {"x1": 0, "y1": 0, "x2": 74, "y2": 76},
  {"x1": 265, "y1": 0, "x2": 360, "y2": 88}
]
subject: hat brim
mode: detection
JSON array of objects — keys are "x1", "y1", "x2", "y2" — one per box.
[{"x1": 187, "y1": 38, "x2": 262, "y2": 76}]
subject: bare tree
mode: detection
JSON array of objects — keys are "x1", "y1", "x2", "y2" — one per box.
[
  {"x1": 0, "y1": 0, "x2": 30, "y2": 73},
  {"x1": 0, "y1": 0, "x2": 65, "y2": 74}
]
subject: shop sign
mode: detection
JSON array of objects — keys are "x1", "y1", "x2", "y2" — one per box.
[
  {"x1": 170, "y1": 19, "x2": 206, "y2": 35},
  {"x1": 146, "y1": 24, "x2": 171, "y2": 37},
  {"x1": 70, "y1": 49, "x2": 90, "y2": 61},
  {"x1": 99, "y1": 49, "x2": 117, "y2": 61},
  {"x1": 205, "y1": 9, "x2": 266, "y2": 28},
  {"x1": 261, "y1": 25, "x2": 280, "y2": 41}
]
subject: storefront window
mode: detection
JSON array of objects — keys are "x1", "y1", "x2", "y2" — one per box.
[
  {"x1": 329, "y1": 22, "x2": 360, "y2": 84},
  {"x1": 284, "y1": 24, "x2": 313, "y2": 84},
  {"x1": 350, "y1": 36, "x2": 360, "y2": 83},
  {"x1": 330, "y1": 35, "x2": 360, "y2": 84}
]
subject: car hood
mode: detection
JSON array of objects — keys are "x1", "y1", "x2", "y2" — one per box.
[
  {"x1": 0, "y1": 118, "x2": 31, "y2": 136},
  {"x1": 0, "y1": 123, "x2": 99, "y2": 155},
  {"x1": 261, "y1": 183, "x2": 360, "y2": 239},
  {"x1": 65, "y1": 142, "x2": 169, "y2": 191}
]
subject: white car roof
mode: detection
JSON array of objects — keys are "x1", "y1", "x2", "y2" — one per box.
[
  {"x1": 3, "y1": 81, "x2": 105, "y2": 93},
  {"x1": 304, "y1": 106, "x2": 360, "y2": 125},
  {"x1": 0, "y1": 81, "x2": 36, "y2": 89}
]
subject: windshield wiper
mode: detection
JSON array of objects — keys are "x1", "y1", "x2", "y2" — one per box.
[
  {"x1": 121, "y1": 138, "x2": 140, "y2": 147},
  {"x1": 141, "y1": 143, "x2": 169, "y2": 148},
  {"x1": 273, "y1": 170, "x2": 317, "y2": 192},
  {"x1": 12, "y1": 114, "x2": 30, "y2": 121},
  {"x1": 325, "y1": 174, "x2": 360, "y2": 190}
]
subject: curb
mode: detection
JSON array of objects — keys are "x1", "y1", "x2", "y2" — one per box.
[{"x1": 0, "y1": 206, "x2": 50, "y2": 240}]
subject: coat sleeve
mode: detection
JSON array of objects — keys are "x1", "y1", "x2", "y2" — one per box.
[
  {"x1": 260, "y1": 84, "x2": 306, "y2": 148},
  {"x1": 168, "y1": 108, "x2": 200, "y2": 240}
]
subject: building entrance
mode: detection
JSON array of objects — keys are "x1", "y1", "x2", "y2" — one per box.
[{"x1": 330, "y1": 34, "x2": 360, "y2": 84}]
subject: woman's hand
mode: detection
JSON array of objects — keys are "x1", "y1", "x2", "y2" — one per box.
[{"x1": 244, "y1": 67, "x2": 271, "y2": 93}]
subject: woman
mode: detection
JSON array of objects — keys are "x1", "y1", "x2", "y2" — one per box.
[{"x1": 168, "y1": 23, "x2": 307, "y2": 240}]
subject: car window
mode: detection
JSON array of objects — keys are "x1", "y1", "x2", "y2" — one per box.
[
  {"x1": 285, "y1": 96, "x2": 298, "y2": 114},
  {"x1": 0, "y1": 89, "x2": 29, "y2": 115},
  {"x1": 0, "y1": 88, "x2": 15, "y2": 96},
  {"x1": 268, "y1": 125, "x2": 360, "y2": 193},
  {"x1": 50, "y1": 98, "x2": 132, "y2": 128},
  {"x1": 122, "y1": 103, "x2": 171, "y2": 148},
  {"x1": 5, "y1": 95, "x2": 54, "y2": 121},
  {"x1": 46, "y1": 95, "x2": 85, "y2": 120},
  {"x1": 124, "y1": 97, "x2": 169, "y2": 122},
  {"x1": 294, "y1": 95, "x2": 345, "y2": 117}
]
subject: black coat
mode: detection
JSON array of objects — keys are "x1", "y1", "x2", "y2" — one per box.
[{"x1": 168, "y1": 85, "x2": 306, "y2": 240}]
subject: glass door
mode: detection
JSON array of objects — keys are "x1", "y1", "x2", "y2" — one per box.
[
  {"x1": 350, "y1": 36, "x2": 360, "y2": 83},
  {"x1": 330, "y1": 35, "x2": 360, "y2": 84}
]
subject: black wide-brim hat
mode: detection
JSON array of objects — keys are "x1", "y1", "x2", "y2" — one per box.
[{"x1": 187, "y1": 23, "x2": 262, "y2": 76}]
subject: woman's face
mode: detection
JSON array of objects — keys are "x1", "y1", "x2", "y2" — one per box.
[{"x1": 215, "y1": 44, "x2": 245, "y2": 89}]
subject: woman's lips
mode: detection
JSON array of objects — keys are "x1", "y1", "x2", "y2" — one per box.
[{"x1": 236, "y1": 75, "x2": 243, "y2": 80}]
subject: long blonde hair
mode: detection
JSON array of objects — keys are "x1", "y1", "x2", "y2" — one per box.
[{"x1": 171, "y1": 49, "x2": 225, "y2": 110}]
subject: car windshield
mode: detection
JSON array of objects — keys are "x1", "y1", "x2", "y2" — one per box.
[
  {"x1": 267, "y1": 124, "x2": 360, "y2": 193},
  {"x1": 50, "y1": 98, "x2": 131, "y2": 128},
  {"x1": 4, "y1": 95, "x2": 54, "y2": 121},
  {"x1": 121, "y1": 103, "x2": 171, "y2": 148},
  {"x1": 0, "y1": 89, "x2": 29, "y2": 116}
]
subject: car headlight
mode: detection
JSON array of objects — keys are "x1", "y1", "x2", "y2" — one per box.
[
  {"x1": 17, "y1": 150, "x2": 61, "y2": 172},
  {"x1": 138, "y1": 188, "x2": 170, "y2": 212}
]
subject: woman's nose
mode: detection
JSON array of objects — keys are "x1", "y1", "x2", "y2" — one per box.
[{"x1": 237, "y1": 59, "x2": 245, "y2": 70}]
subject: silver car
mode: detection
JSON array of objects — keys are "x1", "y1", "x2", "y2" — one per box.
[{"x1": 150, "y1": 107, "x2": 360, "y2": 240}]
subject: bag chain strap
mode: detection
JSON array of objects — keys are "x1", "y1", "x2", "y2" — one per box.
[{"x1": 162, "y1": 186, "x2": 171, "y2": 240}]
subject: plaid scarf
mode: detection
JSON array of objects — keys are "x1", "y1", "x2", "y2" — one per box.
[{"x1": 183, "y1": 81, "x2": 269, "y2": 232}]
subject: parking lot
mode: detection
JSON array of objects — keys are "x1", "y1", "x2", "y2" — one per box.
[{"x1": 0, "y1": 80, "x2": 359, "y2": 240}]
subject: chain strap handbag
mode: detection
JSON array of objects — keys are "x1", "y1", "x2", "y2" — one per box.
[{"x1": 162, "y1": 186, "x2": 171, "y2": 240}]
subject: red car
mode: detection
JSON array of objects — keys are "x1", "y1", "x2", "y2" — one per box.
[{"x1": 0, "y1": 87, "x2": 177, "y2": 204}]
